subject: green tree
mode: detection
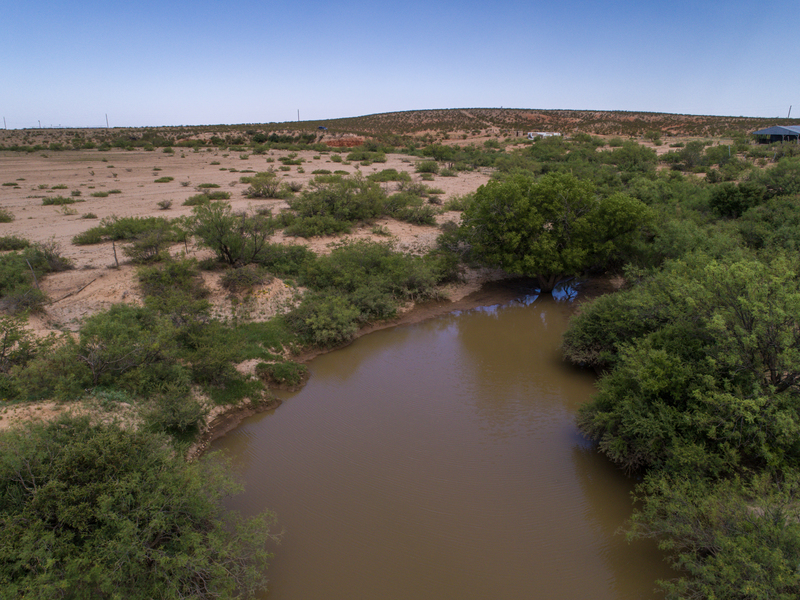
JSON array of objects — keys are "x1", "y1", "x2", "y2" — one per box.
[
  {"x1": 462, "y1": 173, "x2": 650, "y2": 292},
  {"x1": 0, "y1": 416, "x2": 277, "y2": 599},
  {"x1": 77, "y1": 304, "x2": 180, "y2": 389},
  {"x1": 574, "y1": 255, "x2": 800, "y2": 476},
  {"x1": 628, "y1": 472, "x2": 800, "y2": 600}
]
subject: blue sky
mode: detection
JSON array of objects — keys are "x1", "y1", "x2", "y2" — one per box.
[{"x1": 3, "y1": 0, "x2": 798, "y2": 128}]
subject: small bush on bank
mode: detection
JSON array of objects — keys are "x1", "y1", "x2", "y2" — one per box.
[
  {"x1": 255, "y1": 360, "x2": 309, "y2": 389},
  {"x1": 0, "y1": 209, "x2": 14, "y2": 223},
  {"x1": 220, "y1": 265, "x2": 271, "y2": 293},
  {"x1": 252, "y1": 243, "x2": 315, "y2": 277}
]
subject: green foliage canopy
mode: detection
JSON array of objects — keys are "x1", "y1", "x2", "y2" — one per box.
[
  {"x1": 571, "y1": 255, "x2": 800, "y2": 476},
  {"x1": 461, "y1": 173, "x2": 651, "y2": 291},
  {"x1": 0, "y1": 416, "x2": 276, "y2": 599}
]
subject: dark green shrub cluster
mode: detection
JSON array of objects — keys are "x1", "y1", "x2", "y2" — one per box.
[
  {"x1": 0, "y1": 242, "x2": 73, "y2": 313},
  {"x1": 251, "y1": 243, "x2": 315, "y2": 277},
  {"x1": 0, "y1": 416, "x2": 276, "y2": 598},
  {"x1": 138, "y1": 258, "x2": 209, "y2": 305},
  {"x1": 566, "y1": 255, "x2": 800, "y2": 597},
  {"x1": 560, "y1": 147, "x2": 800, "y2": 597},
  {"x1": 738, "y1": 195, "x2": 800, "y2": 251},
  {"x1": 0, "y1": 236, "x2": 29, "y2": 251},
  {"x1": 242, "y1": 171, "x2": 290, "y2": 199},
  {"x1": 0, "y1": 208, "x2": 13, "y2": 223},
  {"x1": 367, "y1": 168, "x2": 412, "y2": 183},
  {"x1": 42, "y1": 196, "x2": 82, "y2": 206},
  {"x1": 345, "y1": 149, "x2": 386, "y2": 164},
  {"x1": 190, "y1": 202, "x2": 276, "y2": 266},
  {"x1": 72, "y1": 216, "x2": 184, "y2": 245},
  {"x1": 283, "y1": 240, "x2": 446, "y2": 347},
  {"x1": 284, "y1": 174, "x2": 385, "y2": 237},
  {"x1": 255, "y1": 360, "x2": 309, "y2": 389},
  {"x1": 415, "y1": 160, "x2": 439, "y2": 174},
  {"x1": 219, "y1": 265, "x2": 271, "y2": 293}
]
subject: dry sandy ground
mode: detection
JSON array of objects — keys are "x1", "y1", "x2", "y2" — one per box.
[
  {"x1": 0, "y1": 147, "x2": 493, "y2": 331},
  {"x1": 0, "y1": 147, "x2": 499, "y2": 433}
]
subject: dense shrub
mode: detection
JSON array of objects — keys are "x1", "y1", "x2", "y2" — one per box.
[
  {"x1": 72, "y1": 216, "x2": 182, "y2": 245},
  {"x1": 220, "y1": 264, "x2": 271, "y2": 293},
  {"x1": 252, "y1": 243, "x2": 315, "y2": 277},
  {"x1": 573, "y1": 255, "x2": 800, "y2": 477},
  {"x1": 76, "y1": 304, "x2": 182, "y2": 392},
  {"x1": 42, "y1": 196, "x2": 80, "y2": 206},
  {"x1": 191, "y1": 202, "x2": 276, "y2": 266},
  {"x1": 367, "y1": 168, "x2": 411, "y2": 183},
  {"x1": 284, "y1": 292, "x2": 361, "y2": 347},
  {"x1": 739, "y1": 195, "x2": 800, "y2": 250},
  {"x1": 0, "y1": 416, "x2": 276, "y2": 598},
  {"x1": 0, "y1": 236, "x2": 30, "y2": 251},
  {"x1": 242, "y1": 171, "x2": 288, "y2": 199},
  {"x1": 139, "y1": 259, "x2": 203, "y2": 294},
  {"x1": 0, "y1": 242, "x2": 72, "y2": 313},
  {"x1": 284, "y1": 174, "x2": 385, "y2": 237},
  {"x1": 415, "y1": 160, "x2": 439, "y2": 174},
  {"x1": 255, "y1": 360, "x2": 309, "y2": 389}
]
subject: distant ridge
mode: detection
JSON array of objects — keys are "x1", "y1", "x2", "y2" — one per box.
[
  {"x1": 298, "y1": 108, "x2": 800, "y2": 138},
  {"x1": 3, "y1": 108, "x2": 800, "y2": 143}
]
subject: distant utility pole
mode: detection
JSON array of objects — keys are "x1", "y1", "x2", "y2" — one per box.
[
  {"x1": 297, "y1": 109, "x2": 300, "y2": 122},
  {"x1": 106, "y1": 114, "x2": 109, "y2": 128},
  {"x1": 3, "y1": 117, "x2": 5, "y2": 129},
  {"x1": 38, "y1": 120, "x2": 41, "y2": 129},
  {"x1": 789, "y1": 106, "x2": 793, "y2": 118}
]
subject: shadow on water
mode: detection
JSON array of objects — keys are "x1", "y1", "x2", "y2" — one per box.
[{"x1": 212, "y1": 283, "x2": 672, "y2": 600}]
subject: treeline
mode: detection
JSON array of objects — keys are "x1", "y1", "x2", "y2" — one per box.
[
  {"x1": 552, "y1": 152, "x2": 800, "y2": 595},
  {"x1": 436, "y1": 134, "x2": 800, "y2": 597}
]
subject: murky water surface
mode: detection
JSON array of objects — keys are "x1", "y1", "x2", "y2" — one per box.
[{"x1": 212, "y1": 292, "x2": 673, "y2": 599}]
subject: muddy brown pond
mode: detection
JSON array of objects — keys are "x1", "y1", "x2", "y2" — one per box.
[{"x1": 211, "y1": 290, "x2": 674, "y2": 599}]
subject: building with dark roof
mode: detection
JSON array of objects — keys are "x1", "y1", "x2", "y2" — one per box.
[{"x1": 751, "y1": 126, "x2": 800, "y2": 143}]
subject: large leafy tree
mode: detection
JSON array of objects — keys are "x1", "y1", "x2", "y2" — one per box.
[
  {"x1": 461, "y1": 173, "x2": 650, "y2": 292},
  {"x1": 0, "y1": 417, "x2": 277, "y2": 599},
  {"x1": 573, "y1": 255, "x2": 800, "y2": 477}
]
